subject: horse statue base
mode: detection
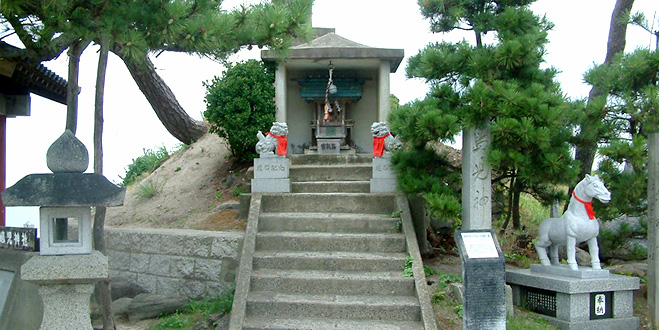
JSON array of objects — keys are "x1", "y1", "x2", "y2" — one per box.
[{"x1": 530, "y1": 264, "x2": 609, "y2": 279}]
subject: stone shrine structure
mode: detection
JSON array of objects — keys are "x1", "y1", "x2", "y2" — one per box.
[
  {"x1": 261, "y1": 28, "x2": 404, "y2": 154},
  {"x1": 2, "y1": 130, "x2": 125, "y2": 330}
]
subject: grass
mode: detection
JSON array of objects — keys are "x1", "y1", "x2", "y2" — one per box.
[
  {"x1": 136, "y1": 180, "x2": 163, "y2": 199},
  {"x1": 147, "y1": 290, "x2": 234, "y2": 330},
  {"x1": 507, "y1": 309, "x2": 559, "y2": 330},
  {"x1": 119, "y1": 143, "x2": 187, "y2": 187}
]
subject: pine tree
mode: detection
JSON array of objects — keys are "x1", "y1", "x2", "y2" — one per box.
[
  {"x1": 584, "y1": 48, "x2": 659, "y2": 221},
  {"x1": 390, "y1": 0, "x2": 577, "y2": 230},
  {"x1": 0, "y1": 0, "x2": 313, "y2": 144}
]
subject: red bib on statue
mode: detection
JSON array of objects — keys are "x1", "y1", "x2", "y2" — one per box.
[
  {"x1": 267, "y1": 132, "x2": 287, "y2": 155},
  {"x1": 373, "y1": 134, "x2": 390, "y2": 157}
]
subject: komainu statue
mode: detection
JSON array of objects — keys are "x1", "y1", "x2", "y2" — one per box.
[
  {"x1": 535, "y1": 174, "x2": 611, "y2": 270},
  {"x1": 371, "y1": 122, "x2": 402, "y2": 157},
  {"x1": 256, "y1": 122, "x2": 288, "y2": 155}
]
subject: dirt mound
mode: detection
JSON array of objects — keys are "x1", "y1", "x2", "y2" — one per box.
[{"x1": 105, "y1": 132, "x2": 248, "y2": 231}]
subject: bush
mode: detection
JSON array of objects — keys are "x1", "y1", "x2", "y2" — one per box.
[
  {"x1": 203, "y1": 60, "x2": 276, "y2": 162},
  {"x1": 119, "y1": 146, "x2": 170, "y2": 187}
]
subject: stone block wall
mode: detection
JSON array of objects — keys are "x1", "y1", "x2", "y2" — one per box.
[{"x1": 105, "y1": 228, "x2": 244, "y2": 300}]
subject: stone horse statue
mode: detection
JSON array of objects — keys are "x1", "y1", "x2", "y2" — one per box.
[{"x1": 535, "y1": 174, "x2": 611, "y2": 270}]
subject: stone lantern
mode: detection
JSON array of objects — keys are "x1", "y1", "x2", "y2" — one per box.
[{"x1": 2, "y1": 130, "x2": 125, "y2": 329}]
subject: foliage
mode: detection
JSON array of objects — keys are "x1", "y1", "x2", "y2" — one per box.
[
  {"x1": 119, "y1": 146, "x2": 171, "y2": 187},
  {"x1": 232, "y1": 186, "x2": 248, "y2": 197},
  {"x1": 599, "y1": 220, "x2": 648, "y2": 261},
  {"x1": 204, "y1": 60, "x2": 276, "y2": 162},
  {"x1": 403, "y1": 256, "x2": 436, "y2": 277},
  {"x1": 584, "y1": 48, "x2": 659, "y2": 221},
  {"x1": 148, "y1": 290, "x2": 234, "y2": 330},
  {"x1": 507, "y1": 310, "x2": 558, "y2": 330},
  {"x1": 136, "y1": 180, "x2": 163, "y2": 199},
  {"x1": 390, "y1": 0, "x2": 577, "y2": 230},
  {"x1": 391, "y1": 148, "x2": 462, "y2": 222},
  {"x1": 0, "y1": 0, "x2": 314, "y2": 62}
]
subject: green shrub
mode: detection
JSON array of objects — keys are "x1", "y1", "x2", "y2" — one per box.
[
  {"x1": 119, "y1": 146, "x2": 170, "y2": 187},
  {"x1": 148, "y1": 290, "x2": 234, "y2": 330},
  {"x1": 203, "y1": 60, "x2": 276, "y2": 162}
]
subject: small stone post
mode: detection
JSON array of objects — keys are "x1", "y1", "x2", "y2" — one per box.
[
  {"x1": 648, "y1": 131, "x2": 659, "y2": 325},
  {"x1": 461, "y1": 125, "x2": 492, "y2": 230},
  {"x1": 252, "y1": 122, "x2": 290, "y2": 193},
  {"x1": 370, "y1": 122, "x2": 401, "y2": 193}
]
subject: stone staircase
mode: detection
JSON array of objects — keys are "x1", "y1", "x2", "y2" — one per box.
[{"x1": 230, "y1": 154, "x2": 436, "y2": 330}]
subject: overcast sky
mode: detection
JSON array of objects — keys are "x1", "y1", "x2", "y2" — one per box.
[{"x1": 4, "y1": 0, "x2": 657, "y2": 227}]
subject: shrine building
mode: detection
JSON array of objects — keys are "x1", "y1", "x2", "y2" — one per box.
[{"x1": 261, "y1": 28, "x2": 404, "y2": 154}]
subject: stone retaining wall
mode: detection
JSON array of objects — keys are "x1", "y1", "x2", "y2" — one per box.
[{"x1": 106, "y1": 228, "x2": 244, "y2": 300}]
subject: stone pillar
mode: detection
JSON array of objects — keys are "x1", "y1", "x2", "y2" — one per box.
[
  {"x1": 378, "y1": 61, "x2": 390, "y2": 122},
  {"x1": 648, "y1": 131, "x2": 659, "y2": 325},
  {"x1": 21, "y1": 251, "x2": 108, "y2": 330},
  {"x1": 275, "y1": 62, "x2": 287, "y2": 123},
  {"x1": 461, "y1": 125, "x2": 492, "y2": 230}
]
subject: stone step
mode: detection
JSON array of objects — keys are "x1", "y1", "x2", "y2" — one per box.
[
  {"x1": 258, "y1": 212, "x2": 400, "y2": 234},
  {"x1": 250, "y1": 269, "x2": 414, "y2": 296},
  {"x1": 252, "y1": 251, "x2": 407, "y2": 272},
  {"x1": 245, "y1": 292, "x2": 421, "y2": 321},
  {"x1": 242, "y1": 317, "x2": 425, "y2": 330},
  {"x1": 255, "y1": 232, "x2": 406, "y2": 253},
  {"x1": 260, "y1": 193, "x2": 397, "y2": 214},
  {"x1": 291, "y1": 180, "x2": 370, "y2": 193},
  {"x1": 289, "y1": 153, "x2": 373, "y2": 165},
  {"x1": 290, "y1": 164, "x2": 372, "y2": 182}
]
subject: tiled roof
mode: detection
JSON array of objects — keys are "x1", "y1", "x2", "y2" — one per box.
[{"x1": 0, "y1": 41, "x2": 68, "y2": 105}]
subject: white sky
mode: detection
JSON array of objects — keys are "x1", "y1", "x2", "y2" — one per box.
[{"x1": 4, "y1": 0, "x2": 658, "y2": 227}]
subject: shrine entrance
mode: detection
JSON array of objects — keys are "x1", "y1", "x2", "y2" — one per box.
[
  {"x1": 296, "y1": 67, "x2": 368, "y2": 154},
  {"x1": 261, "y1": 27, "x2": 403, "y2": 154}
]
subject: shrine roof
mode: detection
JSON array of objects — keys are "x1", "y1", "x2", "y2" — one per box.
[
  {"x1": 261, "y1": 30, "x2": 404, "y2": 73},
  {"x1": 0, "y1": 41, "x2": 68, "y2": 105}
]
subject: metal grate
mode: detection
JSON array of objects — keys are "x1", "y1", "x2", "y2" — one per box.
[{"x1": 524, "y1": 287, "x2": 557, "y2": 317}]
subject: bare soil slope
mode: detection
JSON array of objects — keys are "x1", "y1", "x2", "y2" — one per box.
[{"x1": 105, "y1": 132, "x2": 247, "y2": 231}]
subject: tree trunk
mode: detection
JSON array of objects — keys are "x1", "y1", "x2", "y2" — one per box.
[
  {"x1": 65, "y1": 40, "x2": 89, "y2": 134},
  {"x1": 571, "y1": 0, "x2": 635, "y2": 200},
  {"x1": 92, "y1": 37, "x2": 116, "y2": 330},
  {"x1": 512, "y1": 183, "x2": 522, "y2": 229},
  {"x1": 500, "y1": 174, "x2": 516, "y2": 232},
  {"x1": 117, "y1": 52, "x2": 207, "y2": 145}
]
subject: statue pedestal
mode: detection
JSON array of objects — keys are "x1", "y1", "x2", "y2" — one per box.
[
  {"x1": 370, "y1": 155, "x2": 397, "y2": 193},
  {"x1": 506, "y1": 267, "x2": 639, "y2": 330},
  {"x1": 251, "y1": 155, "x2": 290, "y2": 193},
  {"x1": 530, "y1": 264, "x2": 610, "y2": 279},
  {"x1": 21, "y1": 251, "x2": 108, "y2": 330}
]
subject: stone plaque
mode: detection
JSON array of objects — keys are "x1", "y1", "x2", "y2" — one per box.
[
  {"x1": 254, "y1": 156, "x2": 289, "y2": 179},
  {"x1": 372, "y1": 156, "x2": 395, "y2": 179},
  {"x1": 0, "y1": 227, "x2": 38, "y2": 251},
  {"x1": 590, "y1": 291, "x2": 613, "y2": 320},
  {"x1": 455, "y1": 229, "x2": 506, "y2": 330},
  {"x1": 0, "y1": 270, "x2": 13, "y2": 317},
  {"x1": 461, "y1": 232, "x2": 498, "y2": 258},
  {"x1": 318, "y1": 139, "x2": 340, "y2": 155}
]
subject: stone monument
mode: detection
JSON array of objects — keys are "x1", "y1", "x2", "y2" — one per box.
[
  {"x1": 648, "y1": 131, "x2": 659, "y2": 325},
  {"x1": 251, "y1": 122, "x2": 291, "y2": 193},
  {"x1": 369, "y1": 122, "x2": 401, "y2": 193},
  {"x1": 454, "y1": 229, "x2": 506, "y2": 330},
  {"x1": 506, "y1": 175, "x2": 640, "y2": 329},
  {"x1": 461, "y1": 125, "x2": 492, "y2": 230},
  {"x1": 2, "y1": 130, "x2": 125, "y2": 330}
]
